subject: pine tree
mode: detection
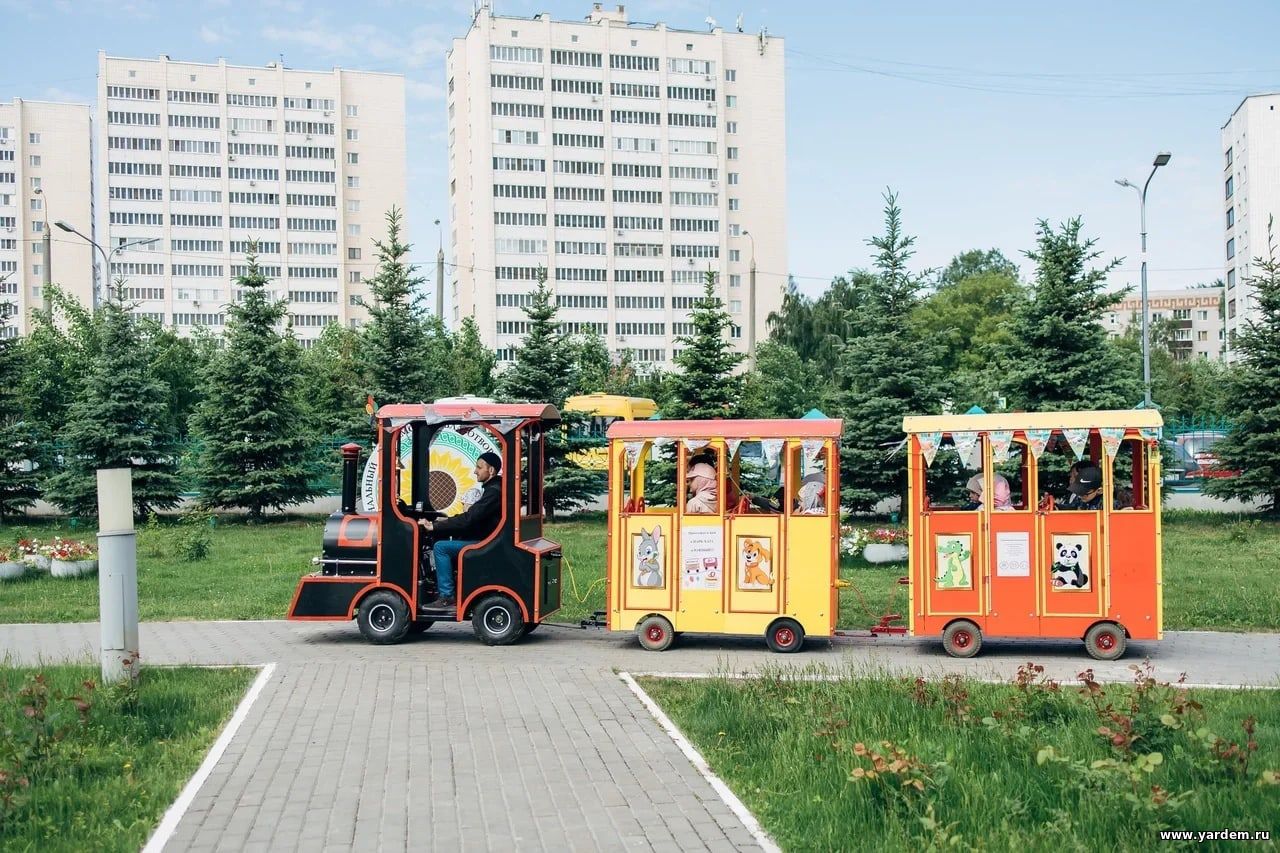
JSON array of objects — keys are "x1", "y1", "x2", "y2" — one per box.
[
  {"x1": 191, "y1": 249, "x2": 323, "y2": 518},
  {"x1": 44, "y1": 285, "x2": 182, "y2": 517},
  {"x1": 19, "y1": 286, "x2": 93, "y2": 481},
  {"x1": 667, "y1": 270, "x2": 743, "y2": 420},
  {"x1": 450, "y1": 316, "x2": 497, "y2": 397},
  {"x1": 833, "y1": 191, "x2": 943, "y2": 511},
  {"x1": 1000, "y1": 218, "x2": 1138, "y2": 411},
  {"x1": 1206, "y1": 219, "x2": 1280, "y2": 512},
  {"x1": 301, "y1": 323, "x2": 368, "y2": 440},
  {"x1": 359, "y1": 207, "x2": 432, "y2": 404},
  {"x1": 498, "y1": 269, "x2": 600, "y2": 516},
  {"x1": 0, "y1": 285, "x2": 38, "y2": 518}
]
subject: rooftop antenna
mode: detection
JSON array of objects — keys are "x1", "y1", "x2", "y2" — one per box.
[
  {"x1": 736, "y1": 12, "x2": 743, "y2": 32},
  {"x1": 704, "y1": 15, "x2": 717, "y2": 30},
  {"x1": 758, "y1": 26, "x2": 769, "y2": 55}
]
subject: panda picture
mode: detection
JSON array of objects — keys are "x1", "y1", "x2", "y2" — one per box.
[{"x1": 1051, "y1": 540, "x2": 1090, "y2": 590}]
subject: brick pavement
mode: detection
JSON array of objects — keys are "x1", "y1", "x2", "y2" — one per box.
[{"x1": 2, "y1": 621, "x2": 1279, "y2": 852}]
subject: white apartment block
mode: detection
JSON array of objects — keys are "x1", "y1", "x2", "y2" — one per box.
[
  {"x1": 96, "y1": 52, "x2": 406, "y2": 342},
  {"x1": 1103, "y1": 288, "x2": 1225, "y2": 361},
  {"x1": 0, "y1": 99, "x2": 94, "y2": 337},
  {"x1": 1221, "y1": 93, "x2": 1280, "y2": 360},
  {"x1": 447, "y1": 3, "x2": 787, "y2": 368}
]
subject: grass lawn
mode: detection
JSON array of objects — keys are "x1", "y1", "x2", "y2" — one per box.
[
  {"x1": 0, "y1": 512, "x2": 1278, "y2": 631},
  {"x1": 642, "y1": 669, "x2": 1280, "y2": 851},
  {"x1": 0, "y1": 665, "x2": 256, "y2": 852}
]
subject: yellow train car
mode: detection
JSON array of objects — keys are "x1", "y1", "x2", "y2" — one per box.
[
  {"x1": 604, "y1": 417, "x2": 842, "y2": 653},
  {"x1": 564, "y1": 394, "x2": 658, "y2": 470}
]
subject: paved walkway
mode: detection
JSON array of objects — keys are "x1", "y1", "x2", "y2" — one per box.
[{"x1": 2, "y1": 622, "x2": 1278, "y2": 852}]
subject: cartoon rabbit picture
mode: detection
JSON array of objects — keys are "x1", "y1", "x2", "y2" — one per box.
[{"x1": 634, "y1": 526, "x2": 663, "y2": 588}]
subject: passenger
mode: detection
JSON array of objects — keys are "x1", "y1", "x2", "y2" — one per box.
[
  {"x1": 417, "y1": 451, "x2": 504, "y2": 607},
  {"x1": 964, "y1": 474, "x2": 1013, "y2": 510},
  {"x1": 685, "y1": 461, "x2": 719, "y2": 513},
  {"x1": 1062, "y1": 465, "x2": 1104, "y2": 510},
  {"x1": 1114, "y1": 485, "x2": 1134, "y2": 510}
]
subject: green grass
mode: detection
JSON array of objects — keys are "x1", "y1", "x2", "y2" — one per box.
[
  {"x1": 0, "y1": 665, "x2": 255, "y2": 852},
  {"x1": 1, "y1": 513, "x2": 1278, "y2": 631},
  {"x1": 642, "y1": 670, "x2": 1280, "y2": 852}
]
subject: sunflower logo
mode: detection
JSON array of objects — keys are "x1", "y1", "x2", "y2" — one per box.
[{"x1": 429, "y1": 449, "x2": 480, "y2": 516}]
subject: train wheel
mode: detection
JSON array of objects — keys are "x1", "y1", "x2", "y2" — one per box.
[
  {"x1": 471, "y1": 594, "x2": 526, "y2": 646},
  {"x1": 357, "y1": 590, "x2": 412, "y2": 645},
  {"x1": 766, "y1": 619, "x2": 805, "y2": 654},
  {"x1": 942, "y1": 620, "x2": 982, "y2": 659},
  {"x1": 636, "y1": 615, "x2": 675, "y2": 652},
  {"x1": 1084, "y1": 623, "x2": 1127, "y2": 661},
  {"x1": 408, "y1": 620, "x2": 434, "y2": 634}
]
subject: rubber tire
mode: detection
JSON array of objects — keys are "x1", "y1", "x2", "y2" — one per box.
[
  {"x1": 524, "y1": 622, "x2": 539, "y2": 635},
  {"x1": 1084, "y1": 622, "x2": 1127, "y2": 661},
  {"x1": 356, "y1": 590, "x2": 412, "y2": 645},
  {"x1": 942, "y1": 620, "x2": 982, "y2": 659},
  {"x1": 636, "y1": 615, "x2": 675, "y2": 651},
  {"x1": 471, "y1": 594, "x2": 526, "y2": 646},
  {"x1": 408, "y1": 620, "x2": 434, "y2": 634},
  {"x1": 766, "y1": 618, "x2": 805, "y2": 654}
]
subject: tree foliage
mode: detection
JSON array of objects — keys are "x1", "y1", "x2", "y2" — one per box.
[
  {"x1": 666, "y1": 270, "x2": 743, "y2": 420},
  {"x1": 0, "y1": 287, "x2": 38, "y2": 517},
  {"x1": 449, "y1": 316, "x2": 497, "y2": 397},
  {"x1": 935, "y1": 248, "x2": 1019, "y2": 289},
  {"x1": 739, "y1": 340, "x2": 822, "y2": 419}
]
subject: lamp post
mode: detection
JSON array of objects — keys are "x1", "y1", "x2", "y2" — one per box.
[
  {"x1": 1115, "y1": 151, "x2": 1172, "y2": 409},
  {"x1": 742, "y1": 229, "x2": 757, "y2": 362},
  {"x1": 54, "y1": 220, "x2": 157, "y2": 310}
]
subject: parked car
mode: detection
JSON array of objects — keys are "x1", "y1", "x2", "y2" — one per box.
[
  {"x1": 1176, "y1": 431, "x2": 1238, "y2": 479},
  {"x1": 1162, "y1": 440, "x2": 1200, "y2": 485}
]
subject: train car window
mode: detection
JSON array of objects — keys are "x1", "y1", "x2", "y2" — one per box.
[
  {"x1": 925, "y1": 435, "x2": 982, "y2": 510},
  {"x1": 641, "y1": 443, "x2": 677, "y2": 509},
  {"x1": 1111, "y1": 437, "x2": 1149, "y2": 510},
  {"x1": 729, "y1": 441, "x2": 782, "y2": 515},
  {"x1": 519, "y1": 424, "x2": 541, "y2": 516},
  {"x1": 682, "y1": 445, "x2": 723, "y2": 515},
  {"x1": 993, "y1": 441, "x2": 1030, "y2": 511},
  {"x1": 788, "y1": 442, "x2": 830, "y2": 516}
]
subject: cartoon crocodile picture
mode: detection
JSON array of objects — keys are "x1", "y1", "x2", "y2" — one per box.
[{"x1": 935, "y1": 538, "x2": 971, "y2": 589}]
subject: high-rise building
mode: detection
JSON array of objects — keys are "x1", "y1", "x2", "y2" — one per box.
[
  {"x1": 447, "y1": 3, "x2": 787, "y2": 368},
  {"x1": 1221, "y1": 93, "x2": 1280, "y2": 360},
  {"x1": 1103, "y1": 288, "x2": 1225, "y2": 361},
  {"x1": 0, "y1": 99, "x2": 94, "y2": 337},
  {"x1": 96, "y1": 52, "x2": 406, "y2": 342}
]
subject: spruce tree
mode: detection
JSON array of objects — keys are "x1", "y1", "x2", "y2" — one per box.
[
  {"x1": 359, "y1": 207, "x2": 432, "y2": 404},
  {"x1": 667, "y1": 270, "x2": 743, "y2": 420},
  {"x1": 1000, "y1": 218, "x2": 1137, "y2": 410},
  {"x1": 498, "y1": 269, "x2": 600, "y2": 516},
  {"x1": 832, "y1": 191, "x2": 943, "y2": 511},
  {"x1": 44, "y1": 285, "x2": 182, "y2": 517},
  {"x1": 191, "y1": 249, "x2": 322, "y2": 518},
  {"x1": 0, "y1": 288, "x2": 38, "y2": 518},
  {"x1": 1206, "y1": 219, "x2": 1280, "y2": 512}
]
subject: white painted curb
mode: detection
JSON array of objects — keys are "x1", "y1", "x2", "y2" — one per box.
[
  {"x1": 619, "y1": 671, "x2": 782, "y2": 853},
  {"x1": 141, "y1": 662, "x2": 277, "y2": 853}
]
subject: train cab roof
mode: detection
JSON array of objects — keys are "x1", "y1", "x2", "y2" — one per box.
[
  {"x1": 376, "y1": 402, "x2": 561, "y2": 425},
  {"x1": 902, "y1": 409, "x2": 1163, "y2": 434},
  {"x1": 606, "y1": 417, "x2": 843, "y2": 440}
]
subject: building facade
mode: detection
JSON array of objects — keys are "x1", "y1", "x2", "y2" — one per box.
[
  {"x1": 1221, "y1": 92, "x2": 1280, "y2": 360},
  {"x1": 96, "y1": 53, "x2": 406, "y2": 342},
  {"x1": 0, "y1": 99, "x2": 95, "y2": 337},
  {"x1": 1103, "y1": 288, "x2": 1225, "y2": 361},
  {"x1": 447, "y1": 3, "x2": 787, "y2": 368}
]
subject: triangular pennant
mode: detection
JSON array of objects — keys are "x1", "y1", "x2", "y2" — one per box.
[
  {"x1": 1063, "y1": 428, "x2": 1090, "y2": 461},
  {"x1": 1140, "y1": 426, "x2": 1163, "y2": 442},
  {"x1": 1099, "y1": 427, "x2": 1124, "y2": 459},
  {"x1": 761, "y1": 439, "x2": 784, "y2": 469},
  {"x1": 950, "y1": 431, "x2": 980, "y2": 469},
  {"x1": 623, "y1": 440, "x2": 645, "y2": 472},
  {"x1": 1025, "y1": 429, "x2": 1052, "y2": 460},
  {"x1": 683, "y1": 438, "x2": 710, "y2": 453},
  {"x1": 801, "y1": 438, "x2": 825, "y2": 463},
  {"x1": 725, "y1": 438, "x2": 743, "y2": 459},
  {"x1": 988, "y1": 430, "x2": 1014, "y2": 462},
  {"x1": 918, "y1": 432, "x2": 942, "y2": 467}
]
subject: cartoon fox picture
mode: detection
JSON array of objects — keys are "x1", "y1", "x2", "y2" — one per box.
[{"x1": 740, "y1": 538, "x2": 773, "y2": 588}]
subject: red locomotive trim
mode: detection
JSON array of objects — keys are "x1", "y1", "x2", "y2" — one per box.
[
  {"x1": 337, "y1": 514, "x2": 379, "y2": 548},
  {"x1": 461, "y1": 584, "x2": 531, "y2": 622}
]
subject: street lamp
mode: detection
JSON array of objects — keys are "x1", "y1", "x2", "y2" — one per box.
[
  {"x1": 1115, "y1": 151, "x2": 1172, "y2": 409},
  {"x1": 55, "y1": 220, "x2": 157, "y2": 310},
  {"x1": 742, "y1": 229, "x2": 757, "y2": 362}
]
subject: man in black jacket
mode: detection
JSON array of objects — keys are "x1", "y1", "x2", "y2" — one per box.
[{"x1": 418, "y1": 451, "x2": 503, "y2": 607}]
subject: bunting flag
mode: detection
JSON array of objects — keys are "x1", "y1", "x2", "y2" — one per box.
[
  {"x1": 801, "y1": 438, "x2": 825, "y2": 463},
  {"x1": 1025, "y1": 429, "x2": 1052, "y2": 460},
  {"x1": 918, "y1": 431, "x2": 943, "y2": 467},
  {"x1": 988, "y1": 430, "x2": 1014, "y2": 462},
  {"x1": 683, "y1": 438, "x2": 710, "y2": 453},
  {"x1": 950, "y1": 431, "x2": 980, "y2": 469},
  {"x1": 1063, "y1": 428, "x2": 1090, "y2": 461},
  {"x1": 761, "y1": 439, "x2": 784, "y2": 469},
  {"x1": 1099, "y1": 427, "x2": 1125, "y2": 459},
  {"x1": 623, "y1": 441, "x2": 645, "y2": 472},
  {"x1": 725, "y1": 438, "x2": 743, "y2": 459},
  {"x1": 1140, "y1": 426, "x2": 1163, "y2": 442}
]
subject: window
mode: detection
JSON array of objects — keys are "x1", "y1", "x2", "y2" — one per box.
[
  {"x1": 788, "y1": 441, "x2": 830, "y2": 516},
  {"x1": 728, "y1": 172, "x2": 740, "y2": 185},
  {"x1": 346, "y1": 176, "x2": 360, "y2": 188},
  {"x1": 494, "y1": 128, "x2": 540, "y2": 145},
  {"x1": 1227, "y1": 207, "x2": 1234, "y2": 228},
  {"x1": 725, "y1": 69, "x2": 737, "y2": 82},
  {"x1": 726, "y1": 121, "x2": 738, "y2": 134},
  {"x1": 346, "y1": 129, "x2": 359, "y2": 141},
  {"x1": 171, "y1": 164, "x2": 222, "y2": 178},
  {"x1": 728, "y1": 199, "x2": 740, "y2": 211},
  {"x1": 171, "y1": 139, "x2": 222, "y2": 154},
  {"x1": 494, "y1": 211, "x2": 547, "y2": 226},
  {"x1": 668, "y1": 112, "x2": 716, "y2": 128},
  {"x1": 615, "y1": 270, "x2": 664, "y2": 283},
  {"x1": 555, "y1": 294, "x2": 607, "y2": 309},
  {"x1": 1197, "y1": 330, "x2": 1209, "y2": 341},
  {"x1": 727, "y1": 147, "x2": 740, "y2": 160},
  {"x1": 495, "y1": 237, "x2": 547, "y2": 253},
  {"x1": 670, "y1": 166, "x2": 717, "y2": 180},
  {"x1": 29, "y1": 177, "x2": 40, "y2": 190},
  {"x1": 729, "y1": 275, "x2": 742, "y2": 288},
  {"x1": 616, "y1": 295, "x2": 664, "y2": 309},
  {"x1": 553, "y1": 133, "x2": 603, "y2": 149},
  {"x1": 1227, "y1": 268, "x2": 1236, "y2": 289},
  {"x1": 284, "y1": 168, "x2": 332, "y2": 182},
  {"x1": 551, "y1": 78, "x2": 602, "y2": 95},
  {"x1": 614, "y1": 243, "x2": 663, "y2": 257},
  {"x1": 728, "y1": 224, "x2": 741, "y2": 236},
  {"x1": 670, "y1": 218, "x2": 719, "y2": 233},
  {"x1": 551, "y1": 49, "x2": 601, "y2": 67},
  {"x1": 924, "y1": 434, "x2": 985, "y2": 511},
  {"x1": 29, "y1": 198, "x2": 42, "y2": 211},
  {"x1": 667, "y1": 86, "x2": 716, "y2": 101},
  {"x1": 611, "y1": 82, "x2": 660, "y2": 99},
  {"x1": 610, "y1": 54, "x2": 659, "y2": 71},
  {"x1": 555, "y1": 159, "x2": 603, "y2": 175},
  {"x1": 555, "y1": 240, "x2": 605, "y2": 255},
  {"x1": 109, "y1": 136, "x2": 162, "y2": 151},
  {"x1": 554, "y1": 214, "x2": 605, "y2": 228},
  {"x1": 614, "y1": 189, "x2": 662, "y2": 204},
  {"x1": 28, "y1": 133, "x2": 41, "y2": 144},
  {"x1": 234, "y1": 215, "x2": 284, "y2": 229},
  {"x1": 347, "y1": 152, "x2": 359, "y2": 165},
  {"x1": 492, "y1": 101, "x2": 544, "y2": 118},
  {"x1": 348, "y1": 224, "x2": 361, "y2": 236},
  {"x1": 169, "y1": 113, "x2": 220, "y2": 128},
  {"x1": 671, "y1": 191, "x2": 715, "y2": 206},
  {"x1": 613, "y1": 163, "x2": 660, "y2": 178},
  {"x1": 726, "y1": 95, "x2": 738, "y2": 107},
  {"x1": 671, "y1": 244, "x2": 719, "y2": 258},
  {"x1": 615, "y1": 320, "x2": 665, "y2": 334},
  {"x1": 228, "y1": 93, "x2": 276, "y2": 107},
  {"x1": 1111, "y1": 438, "x2": 1150, "y2": 511},
  {"x1": 492, "y1": 183, "x2": 546, "y2": 199},
  {"x1": 1228, "y1": 299, "x2": 1236, "y2": 319},
  {"x1": 669, "y1": 58, "x2": 714, "y2": 75},
  {"x1": 231, "y1": 142, "x2": 279, "y2": 156},
  {"x1": 108, "y1": 85, "x2": 159, "y2": 100},
  {"x1": 1225, "y1": 176, "x2": 1233, "y2": 199},
  {"x1": 615, "y1": 136, "x2": 659, "y2": 153},
  {"x1": 670, "y1": 139, "x2": 715, "y2": 155},
  {"x1": 28, "y1": 155, "x2": 41, "y2": 168},
  {"x1": 611, "y1": 109, "x2": 660, "y2": 125},
  {"x1": 614, "y1": 215, "x2": 662, "y2": 230},
  {"x1": 230, "y1": 117, "x2": 274, "y2": 133},
  {"x1": 349, "y1": 271, "x2": 361, "y2": 283},
  {"x1": 554, "y1": 267, "x2": 607, "y2": 282},
  {"x1": 491, "y1": 74, "x2": 544, "y2": 91},
  {"x1": 1227, "y1": 238, "x2": 1235, "y2": 259},
  {"x1": 1225, "y1": 147, "x2": 1233, "y2": 169}
]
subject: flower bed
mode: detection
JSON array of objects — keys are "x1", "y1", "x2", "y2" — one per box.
[
  {"x1": 840, "y1": 525, "x2": 909, "y2": 563},
  {"x1": 0, "y1": 547, "x2": 23, "y2": 582},
  {"x1": 17, "y1": 539, "x2": 49, "y2": 571},
  {"x1": 44, "y1": 538, "x2": 98, "y2": 579}
]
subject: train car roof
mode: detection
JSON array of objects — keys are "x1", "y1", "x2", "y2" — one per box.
[
  {"x1": 607, "y1": 418, "x2": 843, "y2": 440},
  {"x1": 902, "y1": 409, "x2": 1163, "y2": 434},
  {"x1": 377, "y1": 403, "x2": 560, "y2": 422}
]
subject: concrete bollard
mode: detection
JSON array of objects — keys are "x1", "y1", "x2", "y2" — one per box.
[{"x1": 97, "y1": 468, "x2": 139, "y2": 685}]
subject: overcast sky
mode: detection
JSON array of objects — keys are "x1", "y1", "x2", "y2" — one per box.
[{"x1": 5, "y1": 0, "x2": 1278, "y2": 301}]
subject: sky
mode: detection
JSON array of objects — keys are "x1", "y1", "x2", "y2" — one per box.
[{"x1": 4, "y1": 0, "x2": 1279, "y2": 301}]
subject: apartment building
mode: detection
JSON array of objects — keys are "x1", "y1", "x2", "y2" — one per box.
[
  {"x1": 96, "y1": 52, "x2": 406, "y2": 342},
  {"x1": 1103, "y1": 288, "x2": 1225, "y2": 361},
  {"x1": 447, "y1": 3, "x2": 787, "y2": 367},
  {"x1": 0, "y1": 99, "x2": 94, "y2": 336},
  {"x1": 1221, "y1": 92, "x2": 1280, "y2": 360}
]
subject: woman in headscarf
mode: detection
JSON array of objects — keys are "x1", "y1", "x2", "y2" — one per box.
[
  {"x1": 965, "y1": 473, "x2": 1014, "y2": 510},
  {"x1": 685, "y1": 461, "x2": 719, "y2": 513}
]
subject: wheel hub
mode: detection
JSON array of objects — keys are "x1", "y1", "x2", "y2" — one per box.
[
  {"x1": 953, "y1": 631, "x2": 971, "y2": 648},
  {"x1": 485, "y1": 608, "x2": 509, "y2": 633},
  {"x1": 646, "y1": 625, "x2": 665, "y2": 642},
  {"x1": 369, "y1": 603, "x2": 395, "y2": 633},
  {"x1": 776, "y1": 628, "x2": 794, "y2": 646},
  {"x1": 1097, "y1": 634, "x2": 1115, "y2": 649}
]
